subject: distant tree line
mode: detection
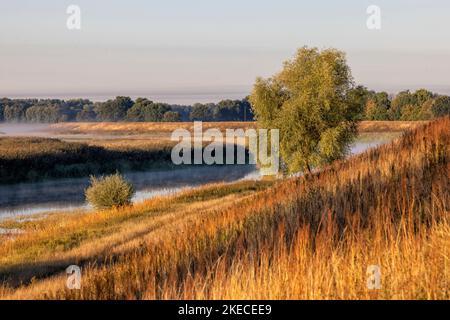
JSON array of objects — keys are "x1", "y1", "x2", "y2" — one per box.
[
  {"x1": 0, "y1": 96, "x2": 254, "y2": 123},
  {"x1": 0, "y1": 90, "x2": 448, "y2": 124},
  {"x1": 348, "y1": 87, "x2": 450, "y2": 121}
]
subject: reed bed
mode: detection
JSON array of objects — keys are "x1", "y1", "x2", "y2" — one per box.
[
  {"x1": 0, "y1": 137, "x2": 248, "y2": 184},
  {"x1": 0, "y1": 137, "x2": 177, "y2": 184}
]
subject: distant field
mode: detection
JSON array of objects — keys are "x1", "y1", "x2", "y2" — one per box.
[
  {"x1": 50, "y1": 122, "x2": 254, "y2": 136},
  {"x1": 51, "y1": 121, "x2": 429, "y2": 136},
  {"x1": 358, "y1": 120, "x2": 429, "y2": 132}
]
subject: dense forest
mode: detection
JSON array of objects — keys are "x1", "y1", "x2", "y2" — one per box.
[{"x1": 0, "y1": 87, "x2": 449, "y2": 123}]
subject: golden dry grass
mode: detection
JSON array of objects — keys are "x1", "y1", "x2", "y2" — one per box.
[
  {"x1": 1, "y1": 118, "x2": 448, "y2": 300},
  {"x1": 357, "y1": 120, "x2": 429, "y2": 132},
  {"x1": 0, "y1": 137, "x2": 177, "y2": 184},
  {"x1": 50, "y1": 122, "x2": 255, "y2": 136},
  {"x1": 51, "y1": 121, "x2": 428, "y2": 137},
  {"x1": 0, "y1": 180, "x2": 271, "y2": 289}
]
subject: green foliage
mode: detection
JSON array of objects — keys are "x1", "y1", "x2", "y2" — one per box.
[
  {"x1": 390, "y1": 90, "x2": 428, "y2": 120},
  {"x1": 95, "y1": 96, "x2": 134, "y2": 121},
  {"x1": 76, "y1": 105, "x2": 97, "y2": 122},
  {"x1": 414, "y1": 89, "x2": 434, "y2": 106},
  {"x1": 60, "y1": 99, "x2": 92, "y2": 121},
  {"x1": 188, "y1": 100, "x2": 253, "y2": 122},
  {"x1": 190, "y1": 103, "x2": 214, "y2": 121},
  {"x1": 0, "y1": 137, "x2": 174, "y2": 184},
  {"x1": 390, "y1": 90, "x2": 416, "y2": 119},
  {"x1": 361, "y1": 91, "x2": 390, "y2": 120},
  {"x1": 399, "y1": 105, "x2": 422, "y2": 121},
  {"x1": 388, "y1": 89, "x2": 438, "y2": 120},
  {"x1": 3, "y1": 105, "x2": 27, "y2": 122},
  {"x1": 250, "y1": 47, "x2": 359, "y2": 173},
  {"x1": 125, "y1": 98, "x2": 149, "y2": 121},
  {"x1": 418, "y1": 99, "x2": 435, "y2": 120},
  {"x1": 25, "y1": 105, "x2": 60, "y2": 123},
  {"x1": 432, "y1": 96, "x2": 450, "y2": 117},
  {"x1": 0, "y1": 96, "x2": 253, "y2": 123},
  {"x1": 355, "y1": 88, "x2": 447, "y2": 121},
  {"x1": 85, "y1": 173, "x2": 135, "y2": 210},
  {"x1": 213, "y1": 99, "x2": 252, "y2": 121},
  {"x1": 347, "y1": 85, "x2": 371, "y2": 120},
  {"x1": 162, "y1": 111, "x2": 181, "y2": 122},
  {"x1": 143, "y1": 103, "x2": 171, "y2": 122},
  {"x1": 126, "y1": 98, "x2": 171, "y2": 122},
  {"x1": 0, "y1": 89, "x2": 447, "y2": 124},
  {"x1": 0, "y1": 98, "x2": 88, "y2": 123}
]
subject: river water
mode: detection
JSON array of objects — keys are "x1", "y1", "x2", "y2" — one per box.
[{"x1": 0, "y1": 137, "x2": 397, "y2": 220}]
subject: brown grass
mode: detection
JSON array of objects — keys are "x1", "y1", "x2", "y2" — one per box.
[
  {"x1": 50, "y1": 122, "x2": 255, "y2": 136},
  {"x1": 0, "y1": 180, "x2": 271, "y2": 287},
  {"x1": 358, "y1": 120, "x2": 429, "y2": 132},
  {"x1": 0, "y1": 137, "x2": 176, "y2": 184},
  {"x1": 51, "y1": 121, "x2": 427, "y2": 137},
  {"x1": 1, "y1": 118, "x2": 448, "y2": 300}
]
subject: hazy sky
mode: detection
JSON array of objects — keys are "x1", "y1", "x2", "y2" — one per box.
[{"x1": 1, "y1": 0, "x2": 450, "y2": 103}]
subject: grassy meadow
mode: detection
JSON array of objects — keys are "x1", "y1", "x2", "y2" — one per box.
[{"x1": 0, "y1": 118, "x2": 448, "y2": 299}]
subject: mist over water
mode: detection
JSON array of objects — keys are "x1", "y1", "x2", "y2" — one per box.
[
  {"x1": 0, "y1": 165, "x2": 259, "y2": 220},
  {"x1": 0, "y1": 124, "x2": 399, "y2": 221},
  {"x1": 0, "y1": 123, "x2": 52, "y2": 137}
]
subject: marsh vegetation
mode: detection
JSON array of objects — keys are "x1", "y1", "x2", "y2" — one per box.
[{"x1": 0, "y1": 137, "x2": 175, "y2": 184}]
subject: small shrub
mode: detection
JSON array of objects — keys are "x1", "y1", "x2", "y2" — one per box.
[{"x1": 85, "y1": 173, "x2": 135, "y2": 210}]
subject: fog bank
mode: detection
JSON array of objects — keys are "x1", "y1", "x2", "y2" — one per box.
[{"x1": 0, "y1": 124, "x2": 52, "y2": 136}]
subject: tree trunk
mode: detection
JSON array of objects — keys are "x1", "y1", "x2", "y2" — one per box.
[{"x1": 305, "y1": 163, "x2": 312, "y2": 178}]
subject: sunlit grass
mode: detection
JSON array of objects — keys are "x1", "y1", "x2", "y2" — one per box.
[
  {"x1": 0, "y1": 180, "x2": 272, "y2": 289},
  {"x1": 51, "y1": 121, "x2": 427, "y2": 136},
  {"x1": 0, "y1": 118, "x2": 447, "y2": 300}
]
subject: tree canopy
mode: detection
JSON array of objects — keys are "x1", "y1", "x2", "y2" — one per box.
[
  {"x1": 250, "y1": 47, "x2": 360, "y2": 174},
  {"x1": 95, "y1": 96, "x2": 134, "y2": 121}
]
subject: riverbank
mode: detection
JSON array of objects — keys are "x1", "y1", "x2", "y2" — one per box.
[
  {"x1": 0, "y1": 136, "x2": 253, "y2": 185},
  {"x1": 0, "y1": 117, "x2": 447, "y2": 299},
  {"x1": 0, "y1": 137, "x2": 176, "y2": 184},
  {"x1": 0, "y1": 180, "x2": 274, "y2": 288},
  {"x1": 0, "y1": 120, "x2": 415, "y2": 185},
  {"x1": 0, "y1": 132, "x2": 397, "y2": 219},
  {"x1": 0, "y1": 164, "x2": 258, "y2": 220}
]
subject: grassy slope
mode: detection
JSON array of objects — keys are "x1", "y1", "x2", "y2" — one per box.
[
  {"x1": 0, "y1": 180, "x2": 272, "y2": 287},
  {"x1": 1, "y1": 118, "x2": 448, "y2": 299}
]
